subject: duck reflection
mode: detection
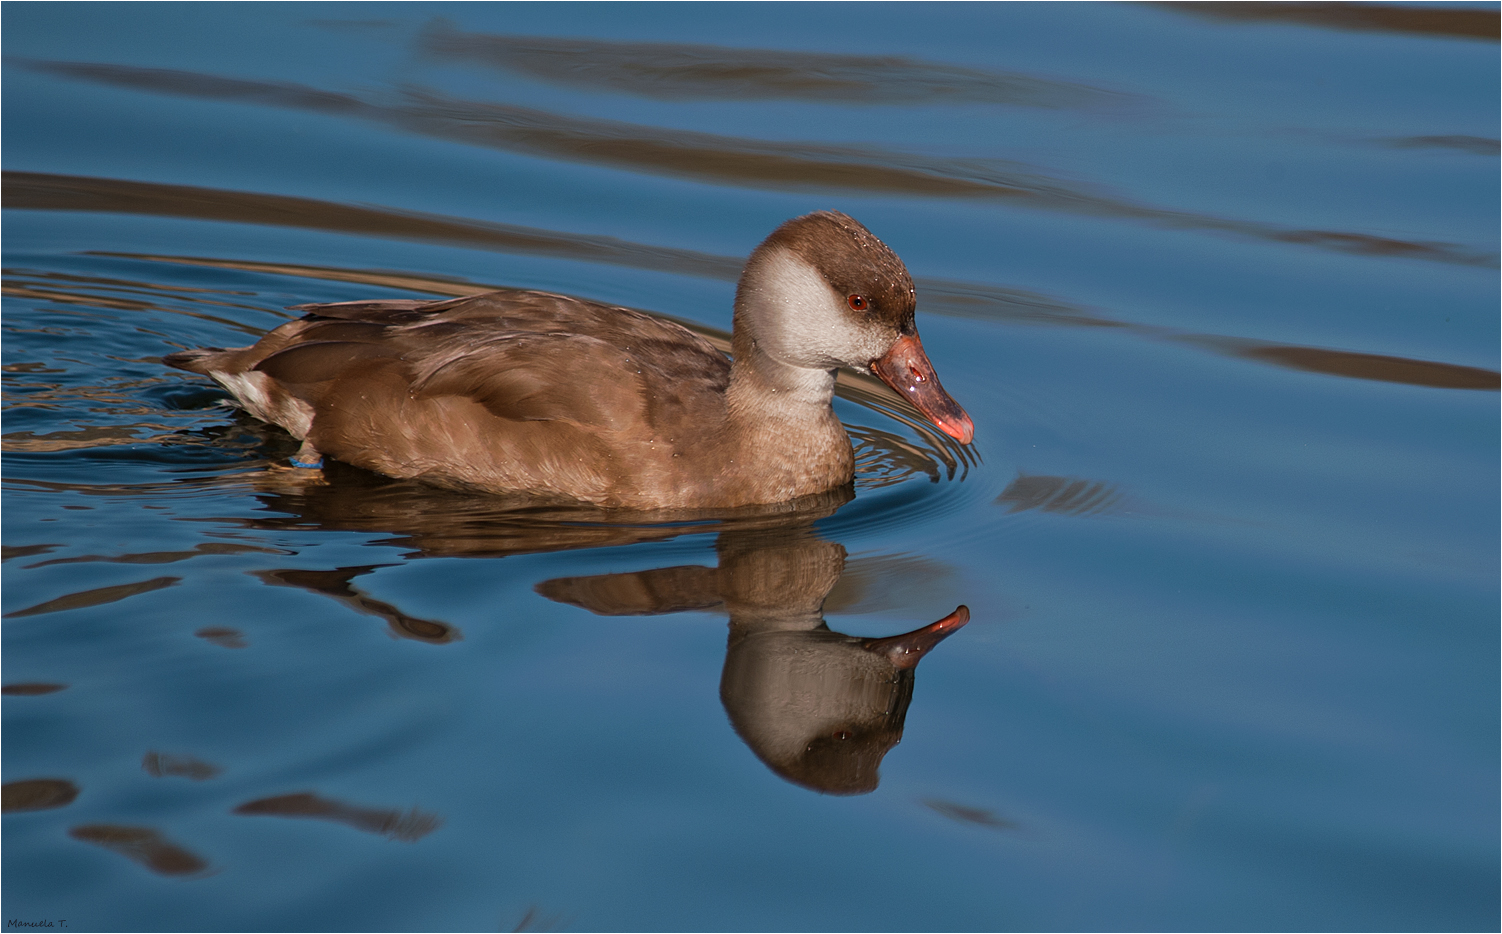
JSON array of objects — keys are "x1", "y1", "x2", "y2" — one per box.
[
  {"x1": 538, "y1": 529, "x2": 968, "y2": 795},
  {"x1": 221, "y1": 454, "x2": 855, "y2": 557},
  {"x1": 254, "y1": 565, "x2": 462, "y2": 643},
  {"x1": 183, "y1": 454, "x2": 967, "y2": 794}
]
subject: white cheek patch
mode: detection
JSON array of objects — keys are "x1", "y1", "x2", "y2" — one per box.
[{"x1": 754, "y1": 249, "x2": 892, "y2": 370}]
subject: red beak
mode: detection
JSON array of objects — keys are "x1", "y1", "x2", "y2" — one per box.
[
  {"x1": 861, "y1": 606, "x2": 970, "y2": 671},
  {"x1": 871, "y1": 333, "x2": 974, "y2": 444}
]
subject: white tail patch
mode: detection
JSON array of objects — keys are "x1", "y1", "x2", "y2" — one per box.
[{"x1": 213, "y1": 370, "x2": 314, "y2": 439}]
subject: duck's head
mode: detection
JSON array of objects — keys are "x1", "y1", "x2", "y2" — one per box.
[{"x1": 734, "y1": 211, "x2": 974, "y2": 444}]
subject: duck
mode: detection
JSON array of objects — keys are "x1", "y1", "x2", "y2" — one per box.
[{"x1": 163, "y1": 211, "x2": 972, "y2": 509}]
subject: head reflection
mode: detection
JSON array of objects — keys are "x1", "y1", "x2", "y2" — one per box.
[{"x1": 537, "y1": 529, "x2": 968, "y2": 796}]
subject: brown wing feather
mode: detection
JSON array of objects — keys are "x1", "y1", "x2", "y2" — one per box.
[
  {"x1": 254, "y1": 340, "x2": 403, "y2": 385},
  {"x1": 286, "y1": 299, "x2": 437, "y2": 322},
  {"x1": 412, "y1": 333, "x2": 646, "y2": 431},
  {"x1": 170, "y1": 289, "x2": 735, "y2": 504}
]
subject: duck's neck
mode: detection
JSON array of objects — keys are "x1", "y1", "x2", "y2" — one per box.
[
  {"x1": 711, "y1": 247, "x2": 857, "y2": 499},
  {"x1": 726, "y1": 246, "x2": 844, "y2": 427},
  {"x1": 720, "y1": 325, "x2": 852, "y2": 499},
  {"x1": 727, "y1": 339, "x2": 838, "y2": 418}
]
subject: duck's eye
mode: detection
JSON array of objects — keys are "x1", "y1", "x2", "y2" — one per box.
[{"x1": 847, "y1": 294, "x2": 868, "y2": 311}]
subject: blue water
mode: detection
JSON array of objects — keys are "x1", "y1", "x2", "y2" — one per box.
[{"x1": 3, "y1": 3, "x2": 1497, "y2": 931}]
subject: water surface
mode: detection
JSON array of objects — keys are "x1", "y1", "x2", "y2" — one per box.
[{"x1": 3, "y1": 4, "x2": 1497, "y2": 931}]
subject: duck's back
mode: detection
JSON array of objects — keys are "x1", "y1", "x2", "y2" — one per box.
[{"x1": 166, "y1": 290, "x2": 733, "y2": 506}]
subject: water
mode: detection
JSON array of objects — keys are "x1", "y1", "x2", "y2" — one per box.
[{"x1": 3, "y1": 4, "x2": 1497, "y2": 930}]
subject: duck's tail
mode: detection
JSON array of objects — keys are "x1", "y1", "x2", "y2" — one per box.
[{"x1": 161, "y1": 348, "x2": 226, "y2": 375}]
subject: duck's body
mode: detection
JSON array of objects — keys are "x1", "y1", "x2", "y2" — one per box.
[{"x1": 164, "y1": 212, "x2": 971, "y2": 509}]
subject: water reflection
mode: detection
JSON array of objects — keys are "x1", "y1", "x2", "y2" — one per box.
[
  {"x1": 1, "y1": 683, "x2": 68, "y2": 696},
  {"x1": 1154, "y1": 3, "x2": 1500, "y2": 42},
  {"x1": 508, "y1": 905, "x2": 568, "y2": 933},
  {"x1": 233, "y1": 792, "x2": 441, "y2": 842},
  {"x1": 3, "y1": 424, "x2": 194, "y2": 454},
  {"x1": 194, "y1": 626, "x2": 247, "y2": 649},
  {"x1": 2, "y1": 267, "x2": 270, "y2": 326},
  {"x1": 3, "y1": 171, "x2": 742, "y2": 282},
  {"x1": 1179, "y1": 337, "x2": 1502, "y2": 391},
  {"x1": 1, "y1": 544, "x2": 60, "y2": 563},
  {"x1": 3, "y1": 576, "x2": 180, "y2": 618},
  {"x1": 150, "y1": 453, "x2": 969, "y2": 794},
  {"x1": 923, "y1": 798, "x2": 1017, "y2": 831},
  {"x1": 8, "y1": 173, "x2": 1494, "y2": 394},
  {"x1": 1379, "y1": 135, "x2": 1499, "y2": 156},
  {"x1": 67, "y1": 824, "x2": 209, "y2": 876},
  {"x1": 25, "y1": 541, "x2": 287, "y2": 568},
  {"x1": 539, "y1": 528, "x2": 969, "y2": 795},
  {"x1": 418, "y1": 21, "x2": 1138, "y2": 110},
  {"x1": 996, "y1": 473, "x2": 1125, "y2": 517},
  {"x1": 2, "y1": 4, "x2": 1494, "y2": 926},
  {"x1": 15, "y1": 61, "x2": 1493, "y2": 267},
  {"x1": 141, "y1": 751, "x2": 223, "y2": 781},
  {"x1": 254, "y1": 566, "x2": 462, "y2": 644},
  {"x1": 2, "y1": 779, "x2": 80, "y2": 813}
]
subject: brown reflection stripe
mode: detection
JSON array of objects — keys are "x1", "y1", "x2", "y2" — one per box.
[
  {"x1": 233, "y1": 792, "x2": 441, "y2": 842},
  {"x1": 1, "y1": 683, "x2": 68, "y2": 695},
  {"x1": 419, "y1": 23, "x2": 1138, "y2": 109},
  {"x1": 7, "y1": 172, "x2": 1494, "y2": 394},
  {"x1": 2, "y1": 170, "x2": 741, "y2": 280},
  {"x1": 3, "y1": 778, "x2": 79, "y2": 812},
  {"x1": 1234, "y1": 345, "x2": 1500, "y2": 391},
  {"x1": 67, "y1": 824, "x2": 208, "y2": 876},
  {"x1": 11, "y1": 59, "x2": 1495, "y2": 268},
  {"x1": 3, "y1": 576, "x2": 180, "y2": 618},
  {"x1": 1154, "y1": 2, "x2": 1500, "y2": 42}
]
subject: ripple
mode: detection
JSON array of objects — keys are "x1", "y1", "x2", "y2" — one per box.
[
  {"x1": 3, "y1": 778, "x2": 80, "y2": 812},
  {"x1": 67, "y1": 824, "x2": 210, "y2": 877},
  {"x1": 233, "y1": 792, "x2": 441, "y2": 842},
  {"x1": 141, "y1": 751, "x2": 223, "y2": 780},
  {"x1": 417, "y1": 21, "x2": 1143, "y2": 110},
  {"x1": 1, "y1": 682, "x2": 69, "y2": 695},
  {"x1": 8, "y1": 178, "x2": 1493, "y2": 391},
  {"x1": 3, "y1": 575, "x2": 180, "y2": 618},
  {"x1": 995, "y1": 473, "x2": 1126, "y2": 517},
  {"x1": 1153, "y1": 3, "x2": 1500, "y2": 42},
  {"x1": 13, "y1": 61, "x2": 1494, "y2": 267}
]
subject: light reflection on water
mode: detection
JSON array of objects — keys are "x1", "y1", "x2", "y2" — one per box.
[{"x1": 3, "y1": 4, "x2": 1497, "y2": 931}]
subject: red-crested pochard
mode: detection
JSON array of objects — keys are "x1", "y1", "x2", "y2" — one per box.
[{"x1": 163, "y1": 211, "x2": 972, "y2": 508}]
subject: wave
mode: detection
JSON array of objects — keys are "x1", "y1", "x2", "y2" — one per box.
[{"x1": 14, "y1": 59, "x2": 1494, "y2": 268}]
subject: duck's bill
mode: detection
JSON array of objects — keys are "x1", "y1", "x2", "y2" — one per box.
[
  {"x1": 871, "y1": 334, "x2": 975, "y2": 444},
  {"x1": 861, "y1": 605, "x2": 970, "y2": 671}
]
